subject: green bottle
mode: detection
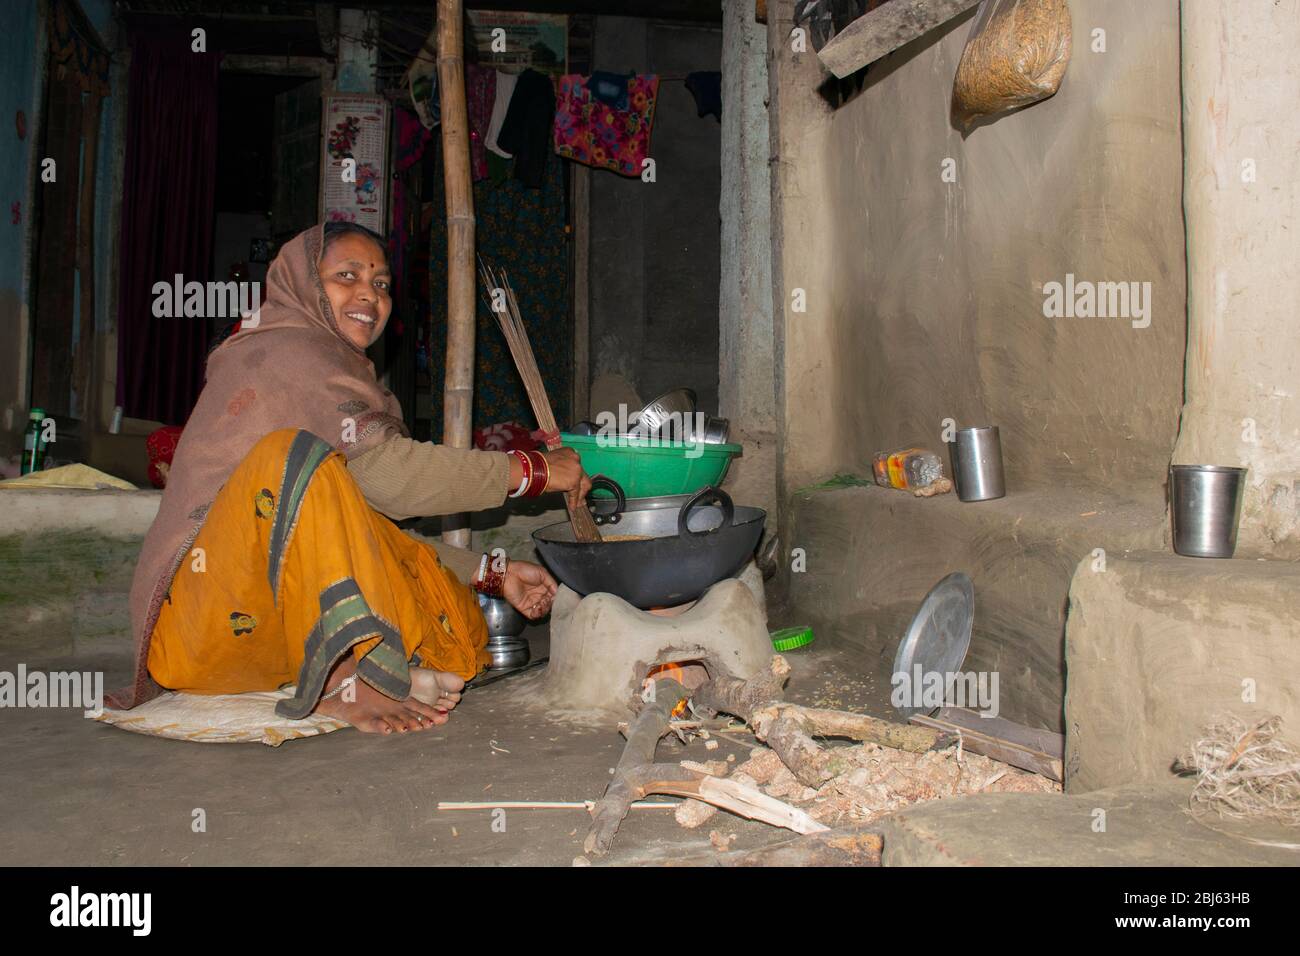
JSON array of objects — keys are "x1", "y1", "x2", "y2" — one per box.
[{"x1": 20, "y1": 408, "x2": 46, "y2": 475}]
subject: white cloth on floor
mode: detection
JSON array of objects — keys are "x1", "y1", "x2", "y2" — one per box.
[
  {"x1": 485, "y1": 69, "x2": 519, "y2": 158},
  {"x1": 96, "y1": 686, "x2": 348, "y2": 746}
]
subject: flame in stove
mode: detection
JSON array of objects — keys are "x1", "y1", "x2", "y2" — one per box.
[{"x1": 646, "y1": 662, "x2": 690, "y2": 717}]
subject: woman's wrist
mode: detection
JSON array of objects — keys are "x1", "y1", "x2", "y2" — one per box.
[
  {"x1": 473, "y1": 552, "x2": 508, "y2": 597},
  {"x1": 507, "y1": 449, "x2": 550, "y2": 499}
]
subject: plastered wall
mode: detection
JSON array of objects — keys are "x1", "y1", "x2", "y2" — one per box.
[
  {"x1": 774, "y1": 0, "x2": 1187, "y2": 501},
  {"x1": 1174, "y1": 0, "x2": 1300, "y2": 557}
]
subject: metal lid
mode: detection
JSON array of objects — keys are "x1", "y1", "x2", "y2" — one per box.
[{"x1": 891, "y1": 572, "x2": 974, "y2": 719}]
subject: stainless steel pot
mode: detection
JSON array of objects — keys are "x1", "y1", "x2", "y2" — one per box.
[
  {"x1": 477, "y1": 593, "x2": 526, "y2": 638},
  {"x1": 630, "y1": 388, "x2": 697, "y2": 438},
  {"x1": 486, "y1": 637, "x2": 530, "y2": 670}
]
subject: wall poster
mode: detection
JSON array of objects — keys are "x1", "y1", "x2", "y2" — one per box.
[
  {"x1": 320, "y1": 93, "x2": 390, "y2": 233},
  {"x1": 466, "y1": 11, "x2": 568, "y2": 75}
]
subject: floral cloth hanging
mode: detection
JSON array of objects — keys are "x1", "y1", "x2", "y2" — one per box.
[{"x1": 553, "y1": 73, "x2": 659, "y2": 178}]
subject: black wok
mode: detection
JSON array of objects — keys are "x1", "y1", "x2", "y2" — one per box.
[{"x1": 531, "y1": 481, "x2": 766, "y2": 609}]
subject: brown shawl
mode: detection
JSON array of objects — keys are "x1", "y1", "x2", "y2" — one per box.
[{"x1": 113, "y1": 224, "x2": 407, "y2": 709}]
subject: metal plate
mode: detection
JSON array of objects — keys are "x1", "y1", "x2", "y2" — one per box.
[{"x1": 891, "y1": 572, "x2": 975, "y2": 719}]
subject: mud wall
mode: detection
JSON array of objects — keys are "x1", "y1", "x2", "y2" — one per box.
[
  {"x1": 777, "y1": 0, "x2": 1186, "y2": 500},
  {"x1": 1174, "y1": 0, "x2": 1300, "y2": 557}
]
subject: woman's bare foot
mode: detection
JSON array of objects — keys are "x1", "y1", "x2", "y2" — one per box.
[
  {"x1": 409, "y1": 667, "x2": 465, "y2": 713},
  {"x1": 313, "y1": 657, "x2": 450, "y2": 735}
]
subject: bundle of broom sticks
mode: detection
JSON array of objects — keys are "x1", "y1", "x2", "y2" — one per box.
[{"x1": 479, "y1": 259, "x2": 602, "y2": 543}]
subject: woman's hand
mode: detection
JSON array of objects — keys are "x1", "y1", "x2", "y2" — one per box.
[
  {"x1": 503, "y1": 559, "x2": 558, "y2": 620},
  {"x1": 541, "y1": 447, "x2": 593, "y2": 510}
]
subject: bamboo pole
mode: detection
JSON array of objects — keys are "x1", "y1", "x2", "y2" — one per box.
[{"x1": 436, "y1": 0, "x2": 475, "y2": 549}]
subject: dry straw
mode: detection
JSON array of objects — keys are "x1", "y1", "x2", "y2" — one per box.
[{"x1": 1175, "y1": 714, "x2": 1300, "y2": 848}]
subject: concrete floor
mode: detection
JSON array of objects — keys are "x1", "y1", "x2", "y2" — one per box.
[{"x1": 0, "y1": 603, "x2": 878, "y2": 866}]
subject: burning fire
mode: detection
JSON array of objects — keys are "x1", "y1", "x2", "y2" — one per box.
[{"x1": 645, "y1": 662, "x2": 692, "y2": 717}]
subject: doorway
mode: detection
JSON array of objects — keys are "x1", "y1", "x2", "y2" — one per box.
[{"x1": 211, "y1": 70, "x2": 322, "y2": 346}]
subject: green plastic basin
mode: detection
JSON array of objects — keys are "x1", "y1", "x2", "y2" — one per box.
[{"x1": 560, "y1": 432, "x2": 742, "y2": 499}]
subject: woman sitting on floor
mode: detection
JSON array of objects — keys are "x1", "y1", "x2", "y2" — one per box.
[{"x1": 114, "y1": 221, "x2": 591, "y2": 735}]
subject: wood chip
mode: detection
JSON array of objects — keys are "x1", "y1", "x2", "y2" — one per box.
[{"x1": 675, "y1": 799, "x2": 719, "y2": 829}]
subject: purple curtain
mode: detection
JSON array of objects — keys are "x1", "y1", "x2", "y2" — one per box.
[{"x1": 115, "y1": 31, "x2": 221, "y2": 425}]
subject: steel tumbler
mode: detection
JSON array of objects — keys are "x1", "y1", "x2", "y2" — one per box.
[{"x1": 949, "y1": 426, "x2": 1006, "y2": 502}]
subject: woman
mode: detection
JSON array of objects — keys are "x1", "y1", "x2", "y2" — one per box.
[{"x1": 116, "y1": 222, "x2": 591, "y2": 735}]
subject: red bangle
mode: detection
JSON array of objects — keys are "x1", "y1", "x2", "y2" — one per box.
[
  {"x1": 508, "y1": 449, "x2": 531, "y2": 498},
  {"x1": 474, "y1": 554, "x2": 508, "y2": 597},
  {"x1": 523, "y1": 450, "x2": 549, "y2": 497}
]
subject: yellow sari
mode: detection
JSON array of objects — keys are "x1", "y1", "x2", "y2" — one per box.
[{"x1": 148, "y1": 429, "x2": 489, "y2": 719}]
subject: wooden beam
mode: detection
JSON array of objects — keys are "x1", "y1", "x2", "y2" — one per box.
[
  {"x1": 817, "y1": 0, "x2": 982, "y2": 79},
  {"x1": 437, "y1": 0, "x2": 477, "y2": 549},
  {"x1": 220, "y1": 54, "x2": 333, "y2": 77}
]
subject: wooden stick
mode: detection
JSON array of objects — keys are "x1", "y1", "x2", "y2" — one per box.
[
  {"x1": 642, "y1": 777, "x2": 828, "y2": 835},
  {"x1": 479, "y1": 260, "x2": 602, "y2": 543},
  {"x1": 585, "y1": 679, "x2": 690, "y2": 855},
  {"x1": 436, "y1": 0, "x2": 475, "y2": 549},
  {"x1": 909, "y1": 707, "x2": 1064, "y2": 781},
  {"x1": 775, "y1": 705, "x2": 954, "y2": 754}
]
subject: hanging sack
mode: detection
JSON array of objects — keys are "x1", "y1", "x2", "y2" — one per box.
[{"x1": 951, "y1": 0, "x2": 1072, "y2": 130}]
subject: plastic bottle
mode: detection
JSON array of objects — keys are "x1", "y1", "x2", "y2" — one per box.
[
  {"x1": 872, "y1": 447, "x2": 943, "y2": 491},
  {"x1": 21, "y1": 408, "x2": 47, "y2": 475}
]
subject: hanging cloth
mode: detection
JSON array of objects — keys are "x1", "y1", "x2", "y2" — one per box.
[
  {"x1": 497, "y1": 69, "x2": 557, "y2": 190},
  {"x1": 553, "y1": 73, "x2": 660, "y2": 178},
  {"x1": 685, "y1": 71, "x2": 723, "y2": 122},
  {"x1": 485, "y1": 70, "x2": 518, "y2": 159},
  {"x1": 466, "y1": 63, "x2": 495, "y2": 181}
]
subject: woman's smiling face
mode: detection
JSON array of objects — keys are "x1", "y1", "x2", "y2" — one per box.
[{"x1": 319, "y1": 232, "x2": 392, "y2": 351}]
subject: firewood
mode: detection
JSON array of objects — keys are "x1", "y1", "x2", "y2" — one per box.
[
  {"x1": 770, "y1": 704, "x2": 955, "y2": 755},
  {"x1": 690, "y1": 656, "x2": 954, "y2": 788},
  {"x1": 692, "y1": 656, "x2": 832, "y2": 786},
  {"x1": 585, "y1": 677, "x2": 826, "y2": 855},
  {"x1": 638, "y1": 776, "x2": 828, "y2": 835},
  {"x1": 585, "y1": 678, "x2": 693, "y2": 856}
]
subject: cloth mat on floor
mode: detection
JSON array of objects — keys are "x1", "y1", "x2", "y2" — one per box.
[
  {"x1": 0, "y1": 463, "x2": 136, "y2": 490},
  {"x1": 96, "y1": 686, "x2": 348, "y2": 746}
]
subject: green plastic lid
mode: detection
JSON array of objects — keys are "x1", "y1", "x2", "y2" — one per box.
[
  {"x1": 29, "y1": 408, "x2": 44, "y2": 420},
  {"x1": 770, "y1": 625, "x2": 814, "y2": 652}
]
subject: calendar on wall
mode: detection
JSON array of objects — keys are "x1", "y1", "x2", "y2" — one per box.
[{"x1": 320, "y1": 93, "x2": 390, "y2": 233}]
